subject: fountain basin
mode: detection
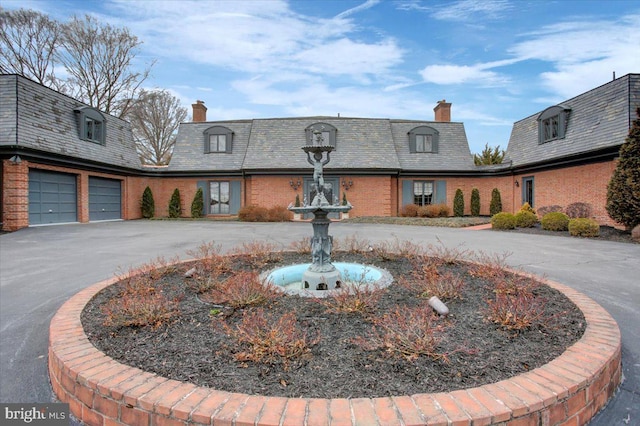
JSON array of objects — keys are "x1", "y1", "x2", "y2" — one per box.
[{"x1": 263, "y1": 262, "x2": 393, "y2": 297}]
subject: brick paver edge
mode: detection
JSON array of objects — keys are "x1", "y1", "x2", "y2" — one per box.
[{"x1": 49, "y1": 265, "x2": 621, "y2": 426}]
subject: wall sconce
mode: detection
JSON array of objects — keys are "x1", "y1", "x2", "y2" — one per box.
[
  {"x1": 289, "y1": 178, "x2": 301, "y2": 191},
  {"x1": 341, "y1": 179, "x2": 353, "y2": 191},
  {"x1": 9, "y1": 155, "x2": 22, "y2": 164},
  {"x1": 514, "y1": 181, "x2": 519, "y2": 187}
]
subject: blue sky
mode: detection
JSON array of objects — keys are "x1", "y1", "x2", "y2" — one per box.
[{"x1": 5, "y1": 0, "x2": 640, "y2": 154}]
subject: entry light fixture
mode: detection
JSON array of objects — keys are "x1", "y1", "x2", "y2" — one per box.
[
  {"x1": 9, "y1": 155, "x2": 22, "y2": 164},
  {"x1": 341, "y1": 179, "x2": 353, "y2": 191},
  {"x1": 515, "y1": 181, "x2": 519, "y2": 187},
  {"x1": 289, "y1": 178, "x2": 301, "y2": 191}
]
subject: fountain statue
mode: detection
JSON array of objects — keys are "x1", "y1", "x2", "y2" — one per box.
[{"x1": 288, "y1": 129, "x2": 352, "y2": 290}]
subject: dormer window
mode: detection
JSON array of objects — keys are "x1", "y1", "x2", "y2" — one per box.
[
  {"x1": 204, "y1": 126, "x2": 233, "y2": 153},
  {"x1": 74, "y1": 106, "x2": 106, "y2": 145},
  {"x1": 306, "y1": 123, "x2": 337, "y2": 147},
  {"x1": 538, "y1": 105, "x2": 570, "y2": 144},
  {"x1": 409, "y1": 126, "x2": 439, "y2": 153}
]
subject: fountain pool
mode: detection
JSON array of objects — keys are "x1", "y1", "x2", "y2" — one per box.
[{"x1": 263, "y1": 262, "x2": 393, "y2": 297}]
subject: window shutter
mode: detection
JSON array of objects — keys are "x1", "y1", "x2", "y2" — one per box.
[
  {"x1": 226, "y1": 131, "x2": 233, "y2": 153},
  {"x1": 402, "y1": 180, "x2": 414, "y2": 207},
  {"x1": 432, "y1": 134, "x2": 439, "y2": 153},
  {"x1": 197, "y1": 181, "x2": 209, "y2": 215},
  {"x1": 408, "y1": 133, "x2": 417, "y2": 153},
  {"x1": 204, "y1": 134, "x2": 210, "y2": 153},
  {"x1": 435, "y1": 180, "x2": 447, "y2": 204},
  {"x1": 230, "y1": 180, "x2": 242, "y2": 214}
]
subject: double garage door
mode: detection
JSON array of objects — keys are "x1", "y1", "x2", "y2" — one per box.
[{"x1": 28, "y1": 170, "x2": 121, "y2": 225}]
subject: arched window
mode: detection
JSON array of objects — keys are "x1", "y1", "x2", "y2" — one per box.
[
  {"x1": 305, "y1": 123, "x2": 337, "y2": 148},
  {"x1": 537, "y1": 105, "x2": 570, "y2": 144},
  {"x1": 74, "y1": 106, "x2": 106, "y2": 145},
  {"x1": 408, "y1": 126, "x2": 439, "y2": 153},
  {"x1": 204, "y1": 126, "x2": 233, "y2": 153}
]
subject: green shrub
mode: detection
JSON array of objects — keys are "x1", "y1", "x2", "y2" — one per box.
[
  {"x1": 141, "y1": 186, "x2": 155, "y2": 218},
  {"x1": 168, "y1": 188, "x2": 182, "y2": 218},
  {"x1": 401, "y1": 204, "x2": 419, "y2": 217},
  {"x1": 541, "y1": 212, "x2": 569, "y2": 231},
  {"x1": 489, "y1": 188, "x2": 502, "y2": 215},
  {"x1": 568, "y1": 218, "x2": 600, "y2": 237},
  {"x1": 606, "y1": 107, "x2": 640, "y2": 230},
  {"x1": 491, "y1": 212, "x2": 516, "y2": 230},
  {"x1": 453, "y1": 189, "x2": 464, "y2": 217},
  {"x1": 342, "y1": 192, "x2": 348, "y2": 206},
  {"x1": 295, "y1": 194, "x2": 301, "y2": 207},
  {"x1": 515, "y1": 211, "x2": 538, "y2": 228},
  {"x1": 191, "y1": 187, "x2": 204, "y2": 218},
  {"x1": 470, "y1": 188, "x2": 480, "y2": 216}
]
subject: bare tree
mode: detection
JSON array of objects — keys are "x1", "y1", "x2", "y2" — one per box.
[
  {"x1": 57, "y1": 15, "x2": 153, "y2": 118},
  {"x1": 125, "y1": 89, "x2": 187, "y2": 165},
  {"x1": 0, "y1": 8, "x2": 62, "y2": 85}
]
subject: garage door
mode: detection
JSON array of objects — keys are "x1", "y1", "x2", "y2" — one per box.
[
  {"x1": 89, "y1": 177, "x2": 121, "y2": 221},
  {"x1": 29, "y1": 170, "x2": 78, "y2": 225}
]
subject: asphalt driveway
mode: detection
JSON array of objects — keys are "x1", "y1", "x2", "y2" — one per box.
[{"x1": 1, "y1": 220, "x2": 638, "y2": 425}]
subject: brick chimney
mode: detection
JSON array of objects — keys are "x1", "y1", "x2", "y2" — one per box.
[
  {"x1": 192, "y1": 100, "x2": 207, "y2": 122},
  {"x1": 434, "y1": 99, "x2": 451, "y2": 122}
]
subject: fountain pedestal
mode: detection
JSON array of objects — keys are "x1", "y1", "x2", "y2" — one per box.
[{"x1": 288, "y1": 138, "x2": 352, "y2": 291}]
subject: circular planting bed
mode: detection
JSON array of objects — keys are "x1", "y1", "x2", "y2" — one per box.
[{"x1": 49, "y1": 243, "x2": 621, "y2": 426}]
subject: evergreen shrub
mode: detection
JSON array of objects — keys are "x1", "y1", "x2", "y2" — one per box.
[
  {"x1": 470, "y1": 188, "x2": 480, "y2": 216},
  {"x1": 141, "y1": 186, "x2": 155, "y2": 218},
  {"x1": 489, "y1": 188, "x2": 502, "y2": 215},
  {"x1": 453, "y1": 189, "x2": 464, "y2": 217},
  {"x1": 541, "y1": 212, "x2": 570, "y2": 231},
  {"x1": 491, "y1": 212, "x2": 516, "y2": 229},
  {"x1": 515, "y1": 211, "x2": 538, "y2": 228},
  {"x1": 191, "y1": 188, "x2": 204, "y2": 218},
  {"x1": 168, "y1": 188, "x2": 182, "y2": 218},
  {"x1": 568, "y1": 218, "x2": 600, "y2": 237}
]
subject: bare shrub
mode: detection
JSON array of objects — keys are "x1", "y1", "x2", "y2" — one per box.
[
  {"x1": 220, "y1": 309, "x2": 318, "y2": 369},
  {"x1": 536, "y1": 205, "x2": 564, "y2": 217},
  {"x1": 231, "y1": 241, "x2": 283, "y2": 269},
  {"x1": 369, "y1": 237, "x2": 423, "y2": 261},
  {"x1": 565, "y1": 202, "x2": 593, "y2": 219},
  {"x1": 238, "y1": 205, "x2": 269, "y2": 222},
  {"x1": 426, "y1": 239, "x2": 469, "y2": 265},
  {"x1": 102, "y1": 275, "x2": 180, "y2": 328},
  {"x1": 356, "y1": 306, "x2": 446, "y2": 361},
  {"x1": 334, "y1": 235, "x2": 371, "y2": 254},
  {"x1": 319, "y1": 284, "x2": 383, "y2": 315},
  {"x1": 484, "y1": 293, "x2": 547, "y2": 334},
  {"x1": 289, "y1": 237, "x2": 311, "y2": 254},
  {"x1": 267, "y1": 206, "x2": 291, "y2": 222},
  {"x1": 400, "y1": 204, "x2": 419, "y2": 217},
  {"x1": 206, "y1": 271, "x2": 280, "y2": 308}
]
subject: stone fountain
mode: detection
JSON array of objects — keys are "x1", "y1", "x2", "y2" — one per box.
[{"x1": 287, "y1": 129, "x2": 353, "y2": 290}]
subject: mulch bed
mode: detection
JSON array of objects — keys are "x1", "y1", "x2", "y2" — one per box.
[{"x1": 81, "y1": 252, "x2": 585, "y2": 399}]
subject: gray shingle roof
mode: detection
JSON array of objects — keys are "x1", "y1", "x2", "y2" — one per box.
[
  {"x1": 170, "y1": 116, "x2": 475, "y2": 173},
  {"x1": 168, "y1": 120, "x2": 252, "y2": 172},
  {"x1": 0, "y1": 74, "x2": 141, "y2": 170},
  {"x1": 505, "y1": 74, "x2": 640, "y2": 167},
  {"x1": 390, "y1": 120, "x2": 474, "y2": 171}
]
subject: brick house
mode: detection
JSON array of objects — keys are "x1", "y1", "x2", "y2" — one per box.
[{"x1": 1, "y1": 73, "x2": 638, "y2": 231}]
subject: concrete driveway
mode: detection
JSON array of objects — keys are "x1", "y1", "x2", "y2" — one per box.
[{"x1": 1, "y1": 220, "x2": 638, "y2": 425}]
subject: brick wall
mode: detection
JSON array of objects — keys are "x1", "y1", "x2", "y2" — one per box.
[{"x1": 513, "y1": 161, "x2": 619, "y2": 226}]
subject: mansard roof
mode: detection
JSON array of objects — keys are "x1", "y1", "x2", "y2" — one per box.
[
  {"x1": 0, "y1": 74, "x2": 141, "y2": 171},
  {"x1": 505, "y1": 73, "x2": 640, "y2": 168},
  {"x1": 169, "y1": 116, "x2": 476, "y2": 173}
]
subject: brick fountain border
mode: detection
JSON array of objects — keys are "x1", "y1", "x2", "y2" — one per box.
[{"x1": 49, "y1": 265, "x2": 621, "y2": 426}]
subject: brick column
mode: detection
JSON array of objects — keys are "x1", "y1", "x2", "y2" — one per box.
[{"x1": 2, "y1": 159, "x2": 30, "y2": 231}]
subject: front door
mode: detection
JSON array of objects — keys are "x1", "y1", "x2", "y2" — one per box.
[{"x1": 303, "y1": 177, "x2": 339, "y2": 219}]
